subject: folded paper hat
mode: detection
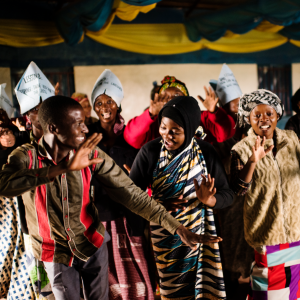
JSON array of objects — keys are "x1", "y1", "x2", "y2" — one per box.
[
  {"x1": 91, "y1": 69, "x2": 123, "y2": 107},
  {"x1": 216, "y1": 64, "x2": 242, "y2": 106},
  {"x1": 0, "y1": 83, "x2": 15, "y2": 118},
  {"x1": 209, "y1": 79, "x2": 218, "y2": 92},
  {"x1": 14, "y1": 61, "x2": 55, "y2": 114}
]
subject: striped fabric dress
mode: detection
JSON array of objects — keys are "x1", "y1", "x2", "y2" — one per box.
[
  {"x1": 248, "y1": 241, "x2": 300, "y2": 300},
  {"x1": 151, "y1": 137, "x2": 226, "y2": 300}
]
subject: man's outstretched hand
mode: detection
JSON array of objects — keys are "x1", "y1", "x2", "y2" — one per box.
[{"x1": 176, "y1": 224, "x2": 222, "y2": 250}]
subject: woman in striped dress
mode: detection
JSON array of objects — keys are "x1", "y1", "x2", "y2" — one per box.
[{"x1": 130, "y1": 96, "x2": 234, "y2": 299}]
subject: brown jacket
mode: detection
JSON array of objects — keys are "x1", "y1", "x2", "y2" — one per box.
[{"x1": 232, "y1": 128, "x2": 300, "y2": 251}]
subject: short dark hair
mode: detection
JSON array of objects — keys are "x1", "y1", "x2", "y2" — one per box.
[
  {"x1": 292, "y1": 88, "x2": 300, "y2": 114},
  {"x1": 39, "y1": 96, "x2": 82, "y2": 132}
]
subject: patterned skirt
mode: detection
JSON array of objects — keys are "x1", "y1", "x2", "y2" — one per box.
[
  {"x1": 247, "y1": 241, "x2": 300, "y2": 300},
  {"x1": 103, "y1": 217, "x2": 154, "y2": 300},
  {"x1": 0, "y1": 196, "x2": 34, "y2": 300},
  {"x1": 151, "y1": 201, "x2": 225, "y2": 300}
]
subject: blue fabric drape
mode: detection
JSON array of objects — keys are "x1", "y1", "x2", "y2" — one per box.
[
  {"x1": 122, "y1": 0, "x2": 160, "y2": 5},
  {"x1": 185, "y1": 0, "x2": 300, "y2": 42},
  {"x1": 55, "y1": 0, "x2": 114, "y2": 46}
]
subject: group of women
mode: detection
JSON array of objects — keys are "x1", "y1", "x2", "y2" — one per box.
[{"x1": 1, "y1": 66, "x2": 300, "y2": 300}]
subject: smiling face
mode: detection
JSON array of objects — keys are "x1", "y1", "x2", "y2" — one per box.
[
  {"x1": 159, "y1": 117, "x2": 185, "y2": 151},
  {"x1": 94, "y1": 94, "x2": 118, "y2": 124},
  {"x1": 27, "y1": 103, "x2": 43, "y2": 130},
  {"x1": 54, "y1": 107, "x2": 88, "y2": 150},
  {"x1": 249, "y1": 104, "x2": 278, "y2": 139}
]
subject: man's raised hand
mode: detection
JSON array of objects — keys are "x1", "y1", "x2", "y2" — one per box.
[{"x1": 67, "y1": 133, "x2": 103, "y2": 171}]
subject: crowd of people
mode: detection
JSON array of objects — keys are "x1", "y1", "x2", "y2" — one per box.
[{"x1": 0, "y1": 61, "x2": 300, "y2": 300}]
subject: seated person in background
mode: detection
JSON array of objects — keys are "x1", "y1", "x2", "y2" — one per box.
[
  {"x1": 285, "y1": 88, "x2": 300, "y2": 138},
  {"x1": 0, "y1": 95, "x2": 220, "y2": 300},
  {"x1": 198, "y1": 64, "x2": 242, "y2": 144},
  {"x1": 71, "y1": 92, "x2": 98, "y2": 126}
]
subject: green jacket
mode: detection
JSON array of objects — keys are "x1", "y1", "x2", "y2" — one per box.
[{"x1": 0, "y1": 137, "x2": 180, "y2": 266}]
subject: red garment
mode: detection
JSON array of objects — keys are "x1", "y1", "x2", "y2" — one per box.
[
  {"x1": 124, "y1": 109, "x2": 159, "y2": 149},
  {"x1": 124, "y1": 107, "x2": 235, "y2": 149},
  {"x1": 103, "y1": 217, "x2": 154, "y2": 300},
  {"x1": 200, "y1": 107, "x2": 236, "y2": 144}
]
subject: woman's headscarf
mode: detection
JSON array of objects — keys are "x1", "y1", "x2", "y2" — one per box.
[
  {"x1": 159, "y1": 76, "x2": 189, "y2": 97},
  {"x1": 237, "y1": 89, "x2": 284, "y2": 127},
  {"x1": 158, "y1": 96, "x2": 205, "y2": 150}
]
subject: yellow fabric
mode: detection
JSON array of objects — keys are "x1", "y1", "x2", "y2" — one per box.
[
  {"x1": 0, "y1": 18, "x2": 292, "y2": 53},
  {"x1": 255, "y1": 20, "x2": 284, "y2": 33},
  {"x1": 290, "y1": 39, "x2": 300, "y2": 47},
  {"x1": 87, "y1": 24, "x2": 288, "y2": 54},
  {"x1": 86, "y1": 0, "x2": 156, "y2": 36},
  {"x1": 0, "y1": 20, "x2": 63, "y2": 47},
  {"x1": 115, "y1": 1, "x2": 156, "y2": 21}
]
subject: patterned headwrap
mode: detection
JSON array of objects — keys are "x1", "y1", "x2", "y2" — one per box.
[
  {"x1": 237, "y1": 89, "x2": 284, "y2": 127},
  {"x1": 71, "y1": 92, "x2": 89, "y2": 103},
  {"x1": 159, "y1": 76, "x2": 189, "y2": 96}
]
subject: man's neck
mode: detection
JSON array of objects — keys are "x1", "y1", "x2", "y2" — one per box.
[
  {"x1": 32, "y1": 125, "x2": 43, "y2": 141},
  {"x1": 43, "y1": 134, "x2": 71, "y2": 164}
]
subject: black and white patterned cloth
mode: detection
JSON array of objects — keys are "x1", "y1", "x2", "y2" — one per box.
[{"x1": 237, "y1": 89, "x2": 284, "y2": 127}]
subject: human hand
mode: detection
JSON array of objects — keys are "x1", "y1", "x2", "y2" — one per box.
[
  {"x1": 0, "y1": 129, "x2": 16, "y2": 148},
  {"x1": 67, "y1": 133, "x2": 103, "y2": 171},
  {"x1": 176, "y1": 224, "x2": 222, "y2": 250},
  {"x1": 55, "y1": 82, "x2": 60, "y2": 96},
  {"x1": 12, "y1": 118, "x2": 26, "y2": 131},
  {"x1": 197, "y1": 86, "x2": 219, "y2": 113},
  {"x1": 123, "y1": 164, "x2": 131, "y2": 174},
  {"x1": 163, "y1": 195, "x2": 188, "y2": 212},
  {"x1": 194, "y1": 174, "x2": 216, "y2": 207},
  {"x1": 149, "y1": 91, "x2": 169, "y2": 118},
  {"x1": 249, "y1": 136, "x2": 273, "y2": 163}
]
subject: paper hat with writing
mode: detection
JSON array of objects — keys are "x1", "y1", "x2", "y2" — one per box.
[
  {"x1": 216, "y1": 64, "x2": 242, "y2": 106},
  {"x1": 0, "y1": 83, "x2": 15, "y2": 118},
  {"x1": 91, "y1": 69, "x2": 123, "y2": 107},
  {"x1": 209, "y1": 79, "x2": 218, "y2": 92},
  {"x1": 14, "y1": 61, "x2": 55, "y2": 114}
]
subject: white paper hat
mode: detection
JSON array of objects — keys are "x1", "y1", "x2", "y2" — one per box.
[
  {"x1": 216, "y1": 64, "x2": 242, "y2": 106},
  {"x1": 91, "y1": 69, "x2": 123, "y2": 107},
  {"x1": 14, "y1": 61, "x2": 55, "y2": 114},
  {"x1": 0, "y1": 83, "x2": 15, "y2": 118}
]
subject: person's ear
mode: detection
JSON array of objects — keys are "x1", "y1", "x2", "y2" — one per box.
[{"x1": 48, "y1": 123, "x2": 57, "y2": 135}]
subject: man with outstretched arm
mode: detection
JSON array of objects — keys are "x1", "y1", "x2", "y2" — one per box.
[{"x1": 0, "y1": 96, "x2": 222, "y2": 300}]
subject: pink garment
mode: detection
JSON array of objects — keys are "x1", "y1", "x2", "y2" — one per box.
[
  {"x1": 124, "y1": 109, "x2": 159, "y2": 149},
  {"x1": 200, "y1": 107, "x2": 236, "y2": 144},
  {"x1": 114, "y1": 114, "x2": 125, "y2": 136},
  {"x1": 124, "y1": 107, "x2": 235, "y2": 149}
]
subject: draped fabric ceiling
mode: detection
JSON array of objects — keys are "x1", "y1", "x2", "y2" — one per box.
[{"x1": 2, "y1": 0, "x2": 300, "y2": 54}]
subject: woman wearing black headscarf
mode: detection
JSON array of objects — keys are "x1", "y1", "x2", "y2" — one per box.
[{"x1": 130, "y1": 96, "x2": 233, "y2": 300}]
